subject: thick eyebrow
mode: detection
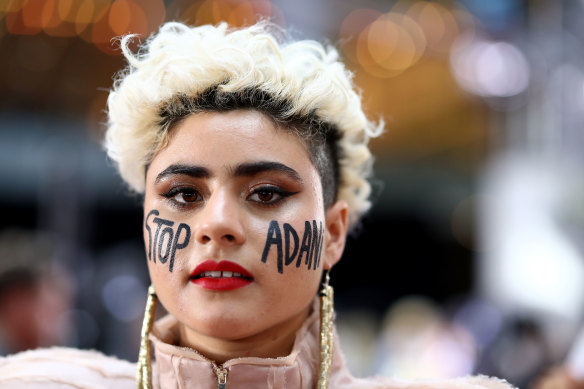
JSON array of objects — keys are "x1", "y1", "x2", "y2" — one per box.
[
  {"x1": 155, "y1": 164, "x2": 211, "y2": 183},
  {"x1": 233, "y1": 161, "x2": 303, "y2": 183}
]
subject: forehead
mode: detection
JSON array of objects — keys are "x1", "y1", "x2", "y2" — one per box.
[{"x1": 150, "y1": 110, "x2": 314, "y2": 174}]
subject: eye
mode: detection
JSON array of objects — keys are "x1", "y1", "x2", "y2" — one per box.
[
  {"x1": 162, "y1": 187, "x2": 203, "y2": 206},
  {"x1": 248, "y1": 185, "x2": 295, "y2": 206}
]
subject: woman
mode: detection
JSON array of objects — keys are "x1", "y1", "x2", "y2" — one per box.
[{"x1": 0, "y1": 21, "x2": 515, "y2": 389}]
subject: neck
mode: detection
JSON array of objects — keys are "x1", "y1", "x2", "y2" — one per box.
[{"x1": 177, "y1": 306, "x2": 310, "y2": 364}]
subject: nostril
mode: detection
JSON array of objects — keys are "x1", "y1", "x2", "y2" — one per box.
[{"x1": 198, "y1": 234, "x2": 238, "y2": 244}]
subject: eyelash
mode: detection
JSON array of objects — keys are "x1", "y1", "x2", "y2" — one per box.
[
  {"x1": 161, "y1": 187, "x2": 202, "y2": 209},
  {"x1": 247, "y1": 185, "x2": 296, "y2": 207},
  {"x1": 160, "y1": 185, "x2": 297, "y2": 209}
]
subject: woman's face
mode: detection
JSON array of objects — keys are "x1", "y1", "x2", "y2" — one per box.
[{"x1": 143, "y1": 110, "x2": 345, "y2": 347}]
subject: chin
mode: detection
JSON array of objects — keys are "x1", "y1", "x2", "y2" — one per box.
[{"x1": 188, "y1": 312, "x2": 265, "y2": 340}]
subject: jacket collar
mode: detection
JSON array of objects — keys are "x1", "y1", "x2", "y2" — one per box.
[
  {"x1": 147, "y1": 299, "x2": 516, "y2": 389},
  {"x1": 149, "y1": 298, "x2": 327, "y2": 388}
]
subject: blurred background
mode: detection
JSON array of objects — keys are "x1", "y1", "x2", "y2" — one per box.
[{"x1": 1, "y1": 0, "x2": 583, "y2": 387}]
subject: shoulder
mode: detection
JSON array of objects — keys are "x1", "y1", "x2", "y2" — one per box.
[
  {"x1": 0, "y1": 347, "x2": 136, "y2": 389},
  {"x1": 333, "y1": 374, "x2": 516, "y2": 389}
]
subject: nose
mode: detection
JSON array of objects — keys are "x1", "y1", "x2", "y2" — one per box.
[{"x1": 193, "y1": 190, "x2": 246, "y2": 246}]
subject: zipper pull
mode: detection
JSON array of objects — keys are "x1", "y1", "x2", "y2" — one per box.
[{"x1": 215, "y1": 365, "x2": 228, "y2": 389}]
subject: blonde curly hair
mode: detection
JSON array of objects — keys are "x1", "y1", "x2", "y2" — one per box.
[{"x1": 105, "y1": 21, "x2": 382, "y2": 229}]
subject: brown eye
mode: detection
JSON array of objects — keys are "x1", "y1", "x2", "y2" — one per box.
[
  {"x1": 163, "y1": 187, "x2": 202, "y2": 206},
  {"x1": 179, "y1": 191, "x2": 199, "y2": 203},
  {"x1": 256, "y1": 191, "x2": 274, "y2": 202},
  {"x1": 248, "y1": 185, "x2": 295, "y2": 206}
]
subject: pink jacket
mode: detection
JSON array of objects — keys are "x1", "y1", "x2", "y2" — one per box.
[{"x1": 0, "y1": 305, "x2": 516, "y2": 389}]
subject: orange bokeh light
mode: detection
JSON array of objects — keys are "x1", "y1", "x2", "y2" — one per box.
[
  {"x1": 3, "y1": 0, "x2": 284, "y2": 40},
  {"x1": 339, "y1": 8, "x2": 382, "y2": 64},
  {"x1": 108, "y1": 0, "x2": 132, "y2": 36},
  {"x1": 141, "y1": 0, "x2": 165, "y2": 35},
  {"x1": 407, "y1": 2, "x2": 459, "y2": 54},
  {"x1": 90, "y1": 0, "x2": 148, "y2": 54},
  {"x1": 3, "y1": 0, "x2": 27, "y2": 13},
  {"x1": 78, "y1": 0, "x2": 109, "y2": 43},
  {"x1": 356, "y1": 23, "x2": 400, "y2": 78},
  {"x1": 89, "y1": 1, "x2": 144, "y2": 53},
  {"x1": 250, "y1": 0, "x2": 272, "y2": 19},
  {"x1": 57, "y1": 0, "x2": 74, "y2": 22},
  {"x1": 91, "y1": 3, "x2": 117, "y2": 54},
  {"x1": 42, "y1": 0, "x2": 80, "y2": 37},
  {"x1": 338, "y1": 3, "x2": 466, "y2": 79},
  {"x1": 40, "y1": 0, "x2": 61, "y2": 29},
  {"x1": 75, "y1": 0, "x2": 96, "y2": 36},
  {"x1": 21, "y1": 0, "x2": 45, "y2": 30},
  {"x1": 227, "y1": 0, "x2": 273, "y2": 27},
  {"x1": 354, "y1": 12, "x2": 426, "y2": 78},
  {"x1": 367, "y1": 16, "x2": 401, "y2": 66},
  {"x1": 5, "y1": 0, "x2": 42, "y2": 35},
  {"x1": 228, "y1": 1, "x2": 255, "y2": 27},
  {"x1": 199, "y1": 0, "x2": 235, "y2": 25},
  {"x1": 210, "y1": 0, "x2": 234, "y2": 24},
  {"x1": 178, "y1": 1, "x2": 201, "y2": 25}
]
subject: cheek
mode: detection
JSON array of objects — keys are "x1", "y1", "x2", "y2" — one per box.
[
  {"x1": 143, "y1": 209, "x2": 192, "y2": 274},
  {"x1": 258, "y1": 219, "x2": 326, "y2": 275}
]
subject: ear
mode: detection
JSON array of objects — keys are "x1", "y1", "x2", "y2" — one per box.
[{"x1": 323, "y1": 200, "x2": 349, "y2": 270}]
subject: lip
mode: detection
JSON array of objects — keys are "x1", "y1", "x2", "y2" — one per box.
[{"x1": 190, "y1": 260, "x2": 254, "y2": 291}]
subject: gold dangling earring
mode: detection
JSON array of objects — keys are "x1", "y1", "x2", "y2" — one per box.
[
  {"x1": 137, "y1": 285, "x2": 157, "y2": 389},
  {"x1": 317, "y1": 270, "x2": 334, "y2": 389}
]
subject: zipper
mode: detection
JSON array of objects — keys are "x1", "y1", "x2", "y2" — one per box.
[{"x1": 214, "y1": 364, "x2": 228, "y2": 389}]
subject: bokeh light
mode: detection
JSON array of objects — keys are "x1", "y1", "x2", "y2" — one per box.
[
  {"x1": 2, "y1": 0, "x2": 26, "y2": 13},
  {"x1": 340, "y1": 3, "x2": 464, "y2": 78},
  {"x1": 377, "y1": 297, "x2": 477, "y2": 379},
  {"x1": 368, "y1": 13, "x2": 426, "y2": 72},
  {"x1": 454, "y1": 298, "x2": 503, "y2": 349},
  {"x1": 102, "y1": 275, "x2": 146, "y2": 322},
  {"x1": 108, "y1": 0, "x2": 132, "y2": 36},
  {"x1": 176, "y1": 0, "x2": 281, "y2": 28},
  {"x1": 109, "y1": 0, "x2": 148, "y2": 37},
  {"x1": 1, "y1": 0, "x2": 282, "y2": 55},
  {"x1": 480, "y1": 158, "x2": 584, "y2": 318},
  {"x1": 339, "y1": 8, "x2": 382, "y2": 64},
  {"x1": 73, "y1": 0, "x2": 96, "y2": 36},
  {"x1": 56, "y1": 0, "x2": 74, "y2": 21},
  {"x1": 21, "y1": 0, "x2": 46, "y2": 32},
  {"x1": 407, "y1": 2, "x2": 460, "y2": 54},
  {"x1": 2, "y1": 0, "x2": 166, "y2": 54},
  {"x1": 90, "y1": 4, "x2": 118, "y2": 54},
  {"x1": 450, "y1": 33, "x2": 530, "y2": 98},
  {"x1": 5, "y1": 1, "x2": 42, "y2": 35}
]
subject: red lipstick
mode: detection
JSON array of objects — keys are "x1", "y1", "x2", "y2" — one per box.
[{"x1": 190, "y1": 260, "x2": 253, "y2": 291}]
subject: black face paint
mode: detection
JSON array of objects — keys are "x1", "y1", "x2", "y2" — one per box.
[
  {"x1": 283, "y1": 223, "x2": 299, "y2": 267},
  {"x1": 145, "y1": 209, "x2": 191, "y2": 272},
  {"x1": 261, "y1": 220, "x2": 283, "y2": 273},
  {"x1": 261, "y1": 220, "x2": 323, "y2": 274},
  {"x1": 170, "y1": 224, "x2": 190, "y2": 272},
  {"x1": 311, "y1": 220, "x2": 324, "y2": 270},
  {"x1": 152, "y1": 216, "x2": 173, "y2": 264},
  {"x1": 145, "y1": 210, "x2": 159, "y2": 262},
  {"x1": 158, "y1": 226, "x2": 174, "y2": 265},
  {"x1": 297, "y1": 220, "x2": 312, "y2": 269}
]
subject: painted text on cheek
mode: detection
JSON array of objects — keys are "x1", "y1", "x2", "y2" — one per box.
[
  {"x1": 260, "y1": 220, "x2": 324, "y2": 274},
  {"x1": 145, "y1": 210, "x2": 191, "y2": 272}
]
